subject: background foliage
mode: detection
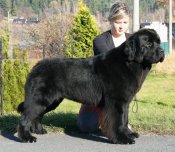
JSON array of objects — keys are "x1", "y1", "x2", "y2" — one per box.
[
  {"x1": 0, "y1": 0, "x2": 164, "y2": 17},
  {"x1": 1, "y1": 32, "x2": 29, "y2": 112},
  {"x1": 65, "y1": 0, "x2": 100, "y2": 58}
]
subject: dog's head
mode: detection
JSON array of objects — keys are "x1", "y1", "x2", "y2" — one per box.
[{"x1": 124, "y1": 28, "x2": 165, "y2": 65}]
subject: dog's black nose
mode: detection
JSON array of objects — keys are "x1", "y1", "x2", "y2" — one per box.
[{"x1": 159, "y1": 50, "x2": 165, "y2": 62}]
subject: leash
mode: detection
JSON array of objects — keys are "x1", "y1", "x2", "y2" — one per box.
[
  {"x1": 131, "y1": 69, "x2": 144, "y2": 113},
  {"x1": 132, "y1": 97, "x2": 138, "y2": 113}
]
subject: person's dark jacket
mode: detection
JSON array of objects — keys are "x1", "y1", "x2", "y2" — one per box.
[{"x1": 93, "y1": 30, "x2": 130, "y2": 55}]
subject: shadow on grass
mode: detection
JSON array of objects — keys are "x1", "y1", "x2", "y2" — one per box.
[
  {"x1": 0, "y1": 112, "x2": 109, "y2": 143},
  {"x1": 0, "y1": 114, "x2": 21, "y2": 142},
  {"x1": 43, "y1": 112, "x2": 78, "y2": 131},
  {"x1": 137, "y1": 100, "x2": 148, "y2": 104},
  {"x1": 137, "y1": 100, "x2": 171, "y2": 108},
  {"x1": 156, "y1": 102, "x2": 168, "y2": 107},
  {"x1": 0, "y1": 114, "x2": 19, "y2": 134}
]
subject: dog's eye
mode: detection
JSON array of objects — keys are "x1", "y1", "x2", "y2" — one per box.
[{"x1": 145, "y1": 42, "x2": 152, "y2": 47}]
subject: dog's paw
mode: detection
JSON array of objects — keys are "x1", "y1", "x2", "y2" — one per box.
[
  {"x1": 21, "y1": 135, "x2": 37, "y2": 143},
  {"x1": 112, "y1": 130, "x2": 137, "y2": 144},
  {"x1": 127, "y1": 131, "x2": 139, "y2": 139},
  {"x1": 29, "y1": 136, "x2": 37, "y2": 143},
  {"x1": 35, "y1": 128, "x2": 47, "y2": 135},
  {"x1": 31, "y1": 127, "x2": 47, "y2": 134},
  {"x1": 129, "y1": 132, "x2": 139, "y2": 139},
  {"x1": 118, "y1": 136, "x2": 135, "y2": 144},
  {"x1": 126, "y1": 127, "x2": 139, "y2": 139},
  {"x1": 110, "y1": 135, "x2": 135, "y2": 144},
  {"x1": 110, "y1": 137, "x2": 135, "y2": 144}
]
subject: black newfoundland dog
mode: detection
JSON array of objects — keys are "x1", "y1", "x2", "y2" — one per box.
[{"x1": 17, "y1": 29, "x2": 164, "y2": 144}]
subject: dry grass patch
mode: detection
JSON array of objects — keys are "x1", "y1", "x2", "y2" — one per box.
[{"x1": 155, "y1": 51, "x2": 175, "y2": 75}]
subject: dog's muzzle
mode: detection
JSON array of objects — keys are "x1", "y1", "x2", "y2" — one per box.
[{"x1": 159, "y1": 49, "x2": 165, "y2": 62}]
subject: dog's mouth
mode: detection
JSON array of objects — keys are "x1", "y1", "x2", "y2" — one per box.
[
  {"x1": 144, "y1": 51, "x2": 165, "y2": 64},
  {"x1": 159, "y1": 56, "x2": 164, "y2": 62},
  {"x1": 159, "y1": 51, "x2": 165, "y2": 63},
  {"x1": 153, "y1": 49, "x2": 165, "y2": 63}
]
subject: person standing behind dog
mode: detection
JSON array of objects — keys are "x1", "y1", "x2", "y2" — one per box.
[{"x1": 77, "y1": 2, "x2": 130, "y2": 132}]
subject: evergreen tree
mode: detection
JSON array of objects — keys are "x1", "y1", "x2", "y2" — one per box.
[
  {"x1": 3, "y1": 0, "x2": 11, "y2": 17},
  {"x1": 1, "y1": 47, "x2": 30, "y2": 112},
  {"x1": 1, "y1": 40, "x2": 18, "y2": 111},
  {"x1": 39, "y1": 0, "x2": 45, "y2": 12},
  {"x1": 1, "y1": 32, "x2": 9, "y2": 59},
  {"x1": 31, "y1": 0, "x2": 40, "y2": 14},
  {"x1": 11, "y1": 0, "x2": 17, "y2": 16},
  {"x1": 2, "y1": 59, "x2": 18, "y2": 111},
  {"x1": 22, "y1": 49, "x2": 29, "y2": 68},
  {"x1": 65, "y1": 0, "x2": 100, "y2": 58},
  {"x1": 13, "y1": 47, "x2": 29, "y2": 108},
  {"x1": 1, "y1": 32, "x2": 30, "y2": 112},
  {"x1": 0, "y1": 0, "x2": 3, "y2": 9},
  {"x1": 21, "y1": 48, "x2": 30, "y2": 83}
]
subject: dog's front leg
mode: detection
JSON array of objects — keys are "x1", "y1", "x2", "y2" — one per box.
[
  {"x1": 113, "y1": 103, "x2": 136, "y2": 144},
  {"x1": 123, "y1": 103, "x2": 139, "y2": 139},
  {"x1": 101, "y1": 102, "x2": 135, "y2": 144}
]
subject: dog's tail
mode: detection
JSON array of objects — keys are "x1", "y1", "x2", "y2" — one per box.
[{"x1": 17, "y1": 102, "x2": 24, "y2": 113}]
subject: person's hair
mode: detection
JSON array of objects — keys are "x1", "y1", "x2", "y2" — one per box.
[{"x1": 108, "y1": 2, "x2": 130, "y2": 21}]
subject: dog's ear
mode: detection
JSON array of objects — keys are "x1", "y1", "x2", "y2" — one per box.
[
  {"x1": 135, "y1": 35, "x2": 151, "y2": 63},
  {"x1": 124, "y1": 39, "x2": 136, "y2": 61},
  {"x1": 124, "y1": 36, "x2": 149, "y2": 63},
  {"x1": 135, "y1": 47, "x2": 146, "y2": 63}
]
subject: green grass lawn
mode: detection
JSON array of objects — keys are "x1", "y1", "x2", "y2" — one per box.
[
  {"x1": 129, "y1": 74, "x2": 175, "y2": 135},
  {"x1": 0, "y1": 74, "x2": 175, "y2": 135}
]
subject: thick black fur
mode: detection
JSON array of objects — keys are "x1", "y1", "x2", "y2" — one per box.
[{"x1": 17, "y1": 29, "x2": 164, "y2": 144}]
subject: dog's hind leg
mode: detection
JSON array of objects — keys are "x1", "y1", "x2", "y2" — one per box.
[
  {"x1": 31, "y1": 98, "x2": 63, "y2": 134},
  {"x1": 44, "y1": 98, "x2": 64, "y2": 113},
  {"x1": 31, "y1": 115, "x2": 47, "y2": 134},
  {"x1": 17, "y1": 101, "x2": 49, "y2": 143}
]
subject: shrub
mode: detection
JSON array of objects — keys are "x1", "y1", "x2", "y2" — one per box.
[
  {"x1": 65, "y1": 0, "x2": 100, "y2": 58},
  {"x1": 1, "y1": 39, "x2": 30, "y2": 112}
]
